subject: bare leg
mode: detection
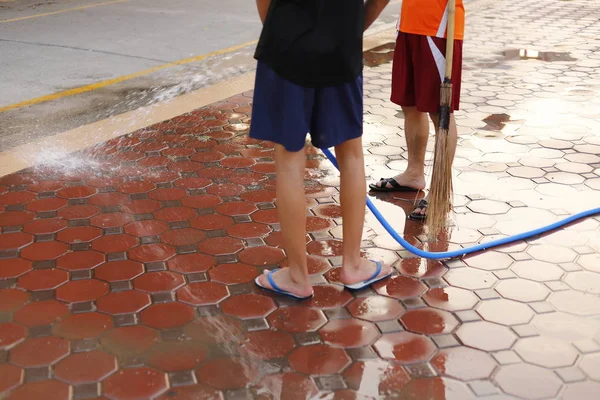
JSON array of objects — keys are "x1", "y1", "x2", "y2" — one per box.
[
  {"x1": 373, "y1": 106, "x2": 429, "y2": 190},
  {"x1": 257, "y1": 144, "x2": 313, "y2": 297},
  {"x1": 336, "y1": 137, "x2": 392, "y2": 284},
  {"x1": 412, "y1": 112, "x2": 458, "y2": 217}
]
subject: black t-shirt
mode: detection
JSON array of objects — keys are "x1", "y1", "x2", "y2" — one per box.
[{"x1": 254, "y1": 0, "x2": 365, "y2": 88}]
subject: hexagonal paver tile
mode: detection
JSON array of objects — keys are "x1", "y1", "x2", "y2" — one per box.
[
  {"x1": 495, "y1": 363, "x2": 562, "y2": 400},
  {"x1": 456, "y1": 321, "x2": 517, "y2": 352},
  {"x1": 0, "y1": 259, "x2": 32, "y2": 279},
  {"x1": 128, "y1": 243, "x2": 176, "y2": 263},
  {"x1": 160, "y1": 228, "x2": 206, "y2": 246},
  {"x1": 209, "y1": 263, "x2": 258, "y2": 284},
  {"x1": 167, "y1": 253, "x2": 216, "y2": 274},
  {"x1": 242, "y1": 330, "x2": 295, "y2": 360},
  {"x1": 549, "y1": 290, "x2": 600, "y2": 316},
  {"x1": 0, "y1": 191, "x2": 37, "y2": 205},
  {"x1": 0, "y1": 232, "x2": 33, "y2": 250},
  {"x1": 477, "y1": 299, "x2": 535, "y2": 325},
  {"x1": 56, "y1": 250, "x2": 105, "y2": 271},
  {"x1": 0, "y1": 289, "x2": 29, "y2": 313},
  {"x1": 56, "y1": 226, "x2": 102, "y2": 244},
  {"x1": 288, "y1": 344, "x2": 351, "y2": 375},
  {"x1": 564, "y1": 271, "x2": 600, "y2": 295},
  {"x1": 197, "y1": 237, "x2": 244, "y2": 256},
  {"x1": 53, "y1": 312, "x2": 113, "y2": 340},
  {"x1": 238, "y1": 246, "x2": 285, "y2": 266},
  {"x1": 512, "y1": 260, "x2": 564, "y2": 281},
  {"x1": 343, "y1": 360, "x2": 410, "y2": 396},
  {"x1": 20, "y1": 241, "x2": 68, "y2": 261},
  {"x1": 124, "y1": 220, "x2": 169, "y2": 237},
  {"x1": 184, "y1": 315, "x2": 244, "y2": 345},
  {"x1": 431, "y1": 346, "x2": 497, "y2": 380},
  {"x1": 320, "y1": 319, "x2": 380, "y2": 348},
  {"x1": 22, "y1": 218, "x2": 67, "y2": 235},
  {"x1": 94, "y1": 260, "x2": 144, "y2": 282},
  {"x1": 467, "y1": 200, "x2": 511, "y2": 215},
  {"x1": 56, "y1": 279, "x2": 109, "y2": 303},
  {"x1": 401, "y1": 308, "x2": 459, "y2": 335},
  {"x1": 53, "y1": 350, "x2": 117, "y2": 384},
  {"x1": 197, "y1": 358, "x2": 259, "y2": 390},
  {"x1": 532, "y1": 312, "x2": 600, "y2": 343},
  {"x1": 176, "y1": 282, "x2": 229, "y2": 305},
  {"x1": 514, "y1": 336, "x2": 578, "y2": 369},
  {"x1": 134, "y1": 271, "x2": 185, "y2": 293},
  {"x1": 101, "y1": 325, "x2": 159, "y2": 356},
  {"x1": 373, "y1": 276, "x2": 427, "y2": 300},
  {"x1": 12, "y1": 300, "x2": 68, "y2": 327},
  {"x1": 4, "y1": 380, "x2": 70, "y2": 400},
  {"x1": 346, "y1": 296, "x2": 404, "y2": 322},
  {"x1": 140, "y1": 302, "x2": 196, "y2": 329},
  {"x1": 444, "y1": 268, "x2": 497, "y2": 290},
  {"x1": 527, "y1": 244, "x2": 577, "y2": 264},
  {"x1": 577, "y1": 253, "x2": 600, "y2": 272},
  {"x1": 496, "y1": 279, "x2": 550, "y2": 302},
  {"x1": 221, "y1": 293, "x2": 276, "y2": 319},
  {"x1": 464, "y1": 251, "x2": 514, "y2": 271},
  {"x1": 507, "y1": 166, "x2": 545, "y2": 179},
  {"x1": 156, "y1": 385, "x2": 223, "y2": 400},
  {"x1": 258, "y1": 373, "x2": 319, "y2": 400},
  {"x1": 10, "y1": 336, "x2": 69, "y2": 367},
  {"x1": 0, "y1": 210, "x2": 35, "y2": 227},
  {"x1": 57, "y1": 186, "x2": 97, "y2": 199},
  {"x1": 146, "y1": 341, "x2": 208, "y2": 372},
  {"x1": 267, "y1": 306, "x2": 327, "y2": 333},
  {"x1": 374, "y1": 332, "x2": 437, "y2": 363},
  {"x1": 0, "y1": 363, "x2": 23, "y2": 393},
  {"x1": 562, "y1": 382, "x2": 600, "y2": 400},
  {"x1": 423, "y1": 287, "x2": 479, "y2": 311},
  {"x1": 103, "y1": 367, "x2": 168, "y2": 400},
  {"x1": 57, "y1": 204, "x2": 100, "y2": 220},
  {"x1": 0, "y1": 323, "x2": 26, "y2": 350},
  {"x1": 401, "y1": 377, "x2": 475, "y2": 399},
  {"x1": 306, "y1": 284, "x2": 353, "y2": 309},
  {"x1": 96, "y1": 290, "x2": 151, "y2": 315},
  {"x1": 92, "y1": 234, "x2": 138, "y2": 253},
  {"x1": 17, "y1": 269, "x2": 69, "y2": 291},
  {"x1": 579, "y1": 353, "x2": 600, "y2": 381}
]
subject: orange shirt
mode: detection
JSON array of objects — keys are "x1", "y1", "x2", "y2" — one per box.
[{"x1": 398, "y1": 0, "x2": 465, "y2": 41}]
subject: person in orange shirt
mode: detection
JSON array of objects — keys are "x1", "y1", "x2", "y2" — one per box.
[{"x1": 369, "y1": 0, "x2": 466, "y2": 221}]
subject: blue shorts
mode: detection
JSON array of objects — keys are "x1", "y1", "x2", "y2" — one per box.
[{"x1": 249, "y1": 61, "x2": 363, "y2": 152}]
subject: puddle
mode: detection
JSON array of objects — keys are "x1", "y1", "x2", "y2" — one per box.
[
  {"x1": 502, "y1": 49, "x2": 577, "y2": 62},
  {"x1": 481, "y1": 113, "x2": 526, "y2": 133}
]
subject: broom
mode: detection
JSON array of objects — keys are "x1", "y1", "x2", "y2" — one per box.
[{"x1": 426, "y1": 0, "x2": 456, "y2": 240}]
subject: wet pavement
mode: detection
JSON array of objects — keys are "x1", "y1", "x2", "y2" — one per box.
[{"x1": 1, "y1": 0, "x2": 600, "y2": 399}]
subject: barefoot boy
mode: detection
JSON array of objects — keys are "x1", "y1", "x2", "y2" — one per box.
[{"x1": 251, "y1": 0, "x2": 392, "y2": 299}]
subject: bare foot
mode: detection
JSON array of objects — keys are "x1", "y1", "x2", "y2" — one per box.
[
  {"x1": 372, "y1": 171, "x2": 426, "y2": 191},
  {"x1": 339, "y1": 258, "x2": 392, "y2": 286},
  {"x1": 256, "y1": 267, "x2": 313, "y2": 298}
]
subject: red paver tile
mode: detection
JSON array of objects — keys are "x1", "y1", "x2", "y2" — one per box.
[
  {"x1": 5, "y1": 380, "x2": 70, "y2": 400},
  {"x1": 306, "y1": 284, "x2": 353, "y2": 309},
  {"x1": 227, "y1": 222, "x2": 271, "y2": 239},
  {"x1": 306, "y1": 216, "x2": 334, "y2": 232},
  {"x1": 190, "y1": 151, "x2": 225, "y2": 163},
  {"x1": 197, "y1": 236, "x2": 244, "y2": 255},
  {"x1": 343, "y1": 360, "x2": 410, "y2": 396},
  {"x1": 0, "y1": 364, "x2": 23, "y2": 394},
  {"x1": 88, "y1": 192, "x2": 129, "y2": 207},
  {"x1": 121, "y1": 199, "x2": 162, "y2": 214},
  {"x1": 495, "y1": 364, "x2": 562, "y2": 400},
  {"x1": 197, "y1": 358, "x2": 259, "y2": 390},
  {"x1": 161, "y1": 228, "x2": 206, "y2": 246},
  {"x1": 0, "y1": 259, "x2": 32, "y2": 279},
  {"x1": 373, "y1": 276, "x2": 427, "y2": 300},
  {"x1": 18, "y1": 269, "x2": 68, "y2": 291},
  {"x1": 209, "y1": 263, "x2": 258, "y2": 284},
  {"x1": 56, "y1": 279, "x2": 109, "y2": 302},
  {"x1": 216, "y1": 201, "x2": 257, "y2": 216},
  {"x1": 177, "y1": 281, "x2": 229, "y2": 305},
  {"x1": 154, "y1": 206, "x2": 197, "y2": 222},
  {"x1": 191, "y1": 215, "x2": 235, "y2": 231},
  {"x1": 252, "y1": 209, "x2": 279, "y2": 224},
  {"x1": 423, "y1": 287, "x2": 480, "y2": 311},
  {"x1": 20, "y1": 241, "x2": 68, "y2": 261},
  {"x1": 22, "y1": 218, "x2": 67, "y2": 234},
  {"x1": 90, "y1": 212, "x2": 134, "y2": 228},
  {"x1": 0, "y1": 191, "x2": 36, "y2": 205},
  {"x1": 206, "y1": 183, "x2": 244, "y2": 196},
  {"x1": 238, "y1": 246, "x2": 285, "y2": 266},
  {"x1": 134, "y1": 271, "x2": 184, "y2": 293},
  {"x1": 26, "y1": 197, "x2": 67, "y2": 213},
  {"x1": 124, "y1": 220, "x2": 169, "y2": 236},
  {"x1": 118, "y1": 181, "x2": 156, "y2": 194},
  {"x1": 128, "y1": 243, "x2": 176, "y2": 262},
  {"x1": 87, "y1": 176, "x2": 124, "y2": 188},
  {"x1": 56, "y1": 186, "x2": 96, "y2": 199},
  {"x1": 167, "y1": 253, "x2": 216, "y2": 274},
  {"x1": 258, "y1": 373, "x2": 319, "y2": 400},
  {"x1": 92, "y1": 234, "x2": 138, "y2": 253},
  {"x1": 374, "y1": 332, "x2": 437, "y2": 363},
  {"x1": 400, "y1": 308, "x2": 459, "y2": 335},
  {"x1": 103, "y1": 368, "x2": 168, "y2": 400},
  {"x1": 96, "y1": 290, "x2": 151, "y2": 315},
  {"x1": 101, "y1": 325, "x2": 159, "y2": 356},
  {"x1": 56, "y1": 226, "x2": 103, "y2": 243},
  {"x1": 477, "y1": 299, "x2": 535, "y2": 325},
  {"x1": 57, "y1": 204, "x2": 100, "y2": 220},
  {"x1": 229, "y1": 171, "x2": 266, "y2": 185},
  {"x1": 148, "y1": 188, "x2": 186, "y2": 201},
  {"x1": 157, "y1": 384, "x2": 224, "y2": 400},
  {"x1": 180, "y1": 194, "x2": 221, "y2": 209},
  {"x1": 140, "y1": 302, "x2": 195, "y2": 329},
  {"x1": 0, "y1": 323, "x2": 26, "y2": 350},
  {"x1": 174, "y1": 177, "x2": 212, "y2": 189},
  {"x1": 432, "y1": 347, "x2": 497, "y2": 380},
  {"x1": 0, "y1": 210, "x2": 35, "y2": 227},
  {"x1": 53, "y1": 312, "x2": 113, "y2": 339},
  {"x1": 147, "y1": 342, "x2": 208, "y2": 372},
  {"x1": 184, "y1": 315, "x2": 244, "y2": 344},
  {"x1": 10, "y1": 336, "x2": 69, "y2": 367},
  {"x1": 456, "y1": 321, "x2": 517, "y2": 352},
  {"x1": 27, "y1": 180, "x2": 64, "y2": 193},
  {"x1": 288, "y1": 344, "x2": 350, "y2": 375},
  {"x1": 13, "y1": 300, "x2": 69, "y2": 327},
  {"x1": 400, "y1": 377, "x2": 474, "y2": 400},
  {"x1": 242, "y1": 330, "x2": 295, "y2": 360},
  {"x1": 0, "y1": 232, "x2": 33, "y2": 250},
  {"x1": 57, "y1": 250, "x2": 105, "y2": 271},
  {"x1": 514, "y1": 337, "x2": 578, "y2": 368},
  {"x1": 267, "y1": 306, "x2": 327, "y2": 333},
  {"x1": 221, "y1": 293, "x2": 276, "y2": 319},
  {"x1": 53, "y1": 350, "x2": 117, "y2": 384},
  {"x1": 0, "y1": 289, "x2": 29, "y2": 313},
  {"x1": 94, "y1": 260, "x2": 144, "y2": 282},
  {"x1": 240, "y1": 190, "x2": 275, "y2": 203},
  {"x1": 307, "y1": 239, "x2": 343, "y2": 257},
  {"x1": 320, "y1": 319, "x2": 380, "y2": 348}
]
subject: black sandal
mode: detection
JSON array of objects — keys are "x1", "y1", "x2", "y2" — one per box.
[
  {"x1": 369, "y1": 177, "x2": 420, "y2": 193},
  {"x1": 408, "y1": 199, "x2": 428, "y2": 221}
]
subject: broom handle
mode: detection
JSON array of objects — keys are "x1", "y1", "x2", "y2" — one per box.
[{"x1": 444, "y1": 0, "x2": 456, "y2": 80}]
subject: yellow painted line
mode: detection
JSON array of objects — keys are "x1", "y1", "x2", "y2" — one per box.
[
  {"x1": 0, "y1": 39, "x2": 258, "y2": 113},
  {"x1": 0, "y1": 0, "x2": 130, "y2": 23}
]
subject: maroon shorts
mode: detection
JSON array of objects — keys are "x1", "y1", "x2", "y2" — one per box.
[{"x1": 391, "y1": 32, "x2": 463, "y2": 113}]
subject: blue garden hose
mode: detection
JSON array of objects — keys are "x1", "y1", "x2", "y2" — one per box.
[{"x1": 322, "y1": 148, "x2": 600, "y2": 260}]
